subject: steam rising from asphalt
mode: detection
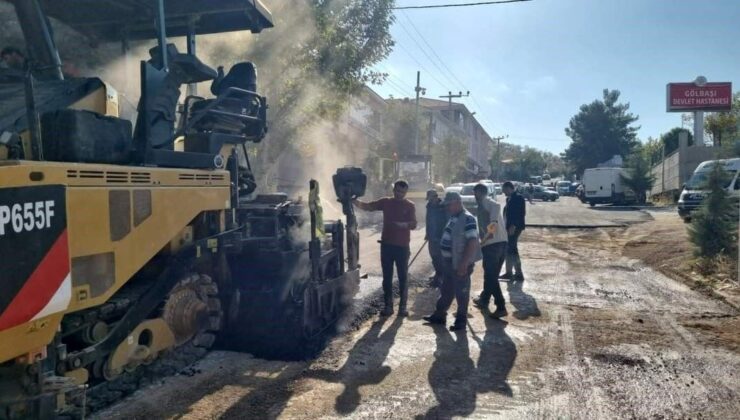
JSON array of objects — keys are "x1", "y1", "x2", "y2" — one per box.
[
  {"x1": 195, "y1": 0, "x2": 367, "y2": 220},
  {"x1": 1, "y1": 1, "x2": 367, "y2": 219}
]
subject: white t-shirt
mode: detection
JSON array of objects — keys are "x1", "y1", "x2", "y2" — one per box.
[{"x1": 478, "y1": 197, "x2": 508, "y2": 247}]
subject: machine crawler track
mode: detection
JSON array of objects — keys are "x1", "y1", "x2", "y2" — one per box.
[{"x1": 63, "y1": 274, "x2": 222, "y2": 418}]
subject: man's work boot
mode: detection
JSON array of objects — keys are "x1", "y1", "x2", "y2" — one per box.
[
  {"x1": 472, "y1": 296, "x2": 489, "y2": 310},
  {"x1": 504, "y1": 254, "x2": 514, "y2": 277},
  {"x1": 514, "y1": 256, "x2": 523, "y2": 280},
  {"x1": 499, "y1": 273, "x2": 513, "y2": 280},
  {"x1": 490, "y1": 306, "x2": 508, "y2": 319},
  {"x1": 423, "y1": 314, "x2": 445, "y2": 325},
  {"x1": 398, "y1": 287, "x2": 408, "y2": 317},
  {"x1": 380, "y1": 296, "x2": 394, "y2": 316},
  {"x1": 449, "y1": 319, "x2": 466, "y2": 332},
  {"x1": 428, "y1": 274, "x2": 441, "y2": 288}
]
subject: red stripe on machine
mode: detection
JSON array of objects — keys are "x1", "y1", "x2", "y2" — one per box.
[{"x1": 0, "y1": 230, "x2": 70, "y2": 331}]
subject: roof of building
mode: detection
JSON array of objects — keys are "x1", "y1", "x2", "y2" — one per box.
[
  {"x1": 360, "y1": 85, "x2": 388, "y2": 109},
  {"x1": 416, "y1": 97, "x2": 467, "y2": 110}
]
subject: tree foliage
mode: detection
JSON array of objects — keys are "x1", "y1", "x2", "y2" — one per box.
[
  {"x1": 378, "y1": 100, "x2": 423, "y2": 159},
  {"x1": 498, "y1": 146, "x2": 547, "y2": 181},
  {"x1": 563, "y1": 89, "x2": 640, "y2": 175},
  {"x1": 432, "y1": 133, "x2": 468, "y2": 184},
  {"x1": 688, "y1": 162, "x2": 739, "y2": 257},
  {"x1": 619, "y1": 147, "x2": 655, "y2": 204},
  {"x1": 642, "y1": 136, "x2": 663, "y2": 166},
  {"x1": 203, "y1": 0, "x2": 396, "y2": 179},
  {"x1": 704, "y1": 93, "x2": 740, "y2": 148},
  {"x1": 661, "y1": 127, "x2": 693, "y2": 155}
]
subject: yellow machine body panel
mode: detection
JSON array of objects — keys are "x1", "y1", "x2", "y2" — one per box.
[
  {"x1": 0, "y1": 160, "x2": 230, "y2": 363},
  {"x1": 69, "y1": 83, "x2": 120, "y2": 117}
]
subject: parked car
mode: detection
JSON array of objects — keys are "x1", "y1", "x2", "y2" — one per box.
[
  {"x1": 556, "y1": 180, "x2": 571, "y2": 196},
  {"x1": 529, "y1": 175, "x2": 543, "y2": 185},
  {"x1": 532, "y1": 185, "x2": 559, "y2": 201},
  {"x1": 492, "y1": 182, "x2": 502, "y2": 195},
  {"x1": 477, "y1": 179, "x2": 499, "y2": 197},
  {"x1": 542, "y1": 173, "x2": 551, "y2": 181},
  {"x1": 569, "y1": 182, "x2": 581, "y2": 196},
  {"x1": 678, "y1": 158, "x2": 740, "y2": 222},
  {"x1": 445, "y1": 184, "x2": 464, "y2": 195},
  {"x1": 460, "y1": 183, "x2": 480, "y2": 213},
  {"x1": 575, "y1": 184, "x2": 586, "y2": 202}
]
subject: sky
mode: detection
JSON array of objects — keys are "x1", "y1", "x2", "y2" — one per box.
[{"x1": 373, "y1": 0, "x2": 740, "y2": 154}]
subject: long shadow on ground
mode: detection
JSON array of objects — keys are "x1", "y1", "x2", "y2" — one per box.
[
  {"x1": 305, "y1": 316, "x2": 404, "y2": 415},
  {"x1": 507, "y1": 280, "x2": 541, "y2": 320}
]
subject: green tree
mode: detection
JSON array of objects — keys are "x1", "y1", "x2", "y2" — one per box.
[
  {"x1": 432, "y1": 133, "x2": 467, "y2": 184},
  {"x1": 378, "y1": 100, "x2": 423, "y2": 159},
  {"x1": 619, "y1": 147, "x2": 656, "y2": 204},
  {"x1": 542, "y1": 151, "x2": 566, "y2": 178},
  {"x1": 564, "y1": 89, "x2": 640, "y2": 175},
  {"x1": 688, "y1": 162, "x2": 739, "y2": 257},
  {"x1": 660, "y1": 127, "x2": 693, "y2": 155},
  {"x1": 704, "y1": 93, "x2": 739, "y2": 149},
  {"x1": 642, "y1": 136, "x2": 663, "y2": 166},
  {"x1": 203, "y1": 0, "x2": 396, "y2": 178},
  {"x1": 498, "y1": 146, "x2": 546, "y2": 181}
]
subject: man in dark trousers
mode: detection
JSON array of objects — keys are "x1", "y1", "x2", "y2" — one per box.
[
  {"x1": 471, "y1": 183, "x2": 508, "y2": 318},
  {"x1": 423, "y1": 191, "x2": 482, "y2": 331},
  {"x1": 425, "y1": 188, "x2": 447, "y2": 287},
  {"x1": 354, "y1": 180, "x2": 417, "y2": 317},
  {"x1": 501, "y1": 181, "x2": 526, "y2": 281}
]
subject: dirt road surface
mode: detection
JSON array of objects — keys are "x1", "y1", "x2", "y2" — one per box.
[{"x1": 95, "y1": 206, "x2": 740, "y2": 419}]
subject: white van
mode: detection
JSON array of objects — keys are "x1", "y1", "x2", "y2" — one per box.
[
  {"x1": 678, "y1": 158, "x2": 740, "y2": 222},
  {"x1": 582, "y1": 167, "x2": 632, "y2": 206}
]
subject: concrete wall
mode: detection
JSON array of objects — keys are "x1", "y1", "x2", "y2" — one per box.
[{"x1": 650, "y1": 138, "x2": 721, "y2": 196}]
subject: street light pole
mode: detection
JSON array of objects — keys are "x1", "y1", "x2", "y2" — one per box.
[
  {"x1": 438, "y1": 91, "x2": 470, "y2": 125},
  {"x1": 413, "y1": 71, "x2": 426, "y2": 155},
  {"x1": 491, "y1": 135, "x2": 507, "y2": 180}
]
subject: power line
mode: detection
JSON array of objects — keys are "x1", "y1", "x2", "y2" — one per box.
[
  {"x1": 393, "y1": 41, "x2": 449, "y2": 87},
  {"x1": 396, "y1": 16, "x2": 459, "y2": 88},
  {"x1": 374, "y1": 65, "x2": 415, "y2": 97},
  {"x1": 382, "y1": 76, "x2": 410, "y2": 97},
  {"x1": 400, "y1": 11, "x2": 468, "y2": 90},
  {"x1": 397, "y1": 12, "x2": 497, "y2": 133},
  {"x1": 507, "y1": 135, "x2": 571, "y2": 143},
  {"x1": 394, "y1": 0, "x2": 533, "y2": 10}
]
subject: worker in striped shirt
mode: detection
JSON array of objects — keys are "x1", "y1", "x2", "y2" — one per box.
[{"x1": 423, "y1": 191, "x2": 483, "y2": 331}]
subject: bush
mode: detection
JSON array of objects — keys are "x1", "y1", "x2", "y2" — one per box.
[
  {"x1": 688, "y1": 162, "x2": 739, "y2": 258},
  {"x1": 620, "y1": 150, "x2": 655, "y2": 204}
]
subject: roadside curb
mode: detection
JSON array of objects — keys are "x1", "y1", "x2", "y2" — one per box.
[{"x1": 525, "y1": 224, "x2": 627, "y2": 229}]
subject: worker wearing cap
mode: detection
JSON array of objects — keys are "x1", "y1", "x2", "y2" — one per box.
[
  {"x1": 354, "y1": 180, "x2": 417, "y2": 317},
  {"x1": 423, "y1": 191, "x2": 482, "y2": 331},
  {"x1": 471, "y1": 183, "x2": 508, "y2": 318},
  {"x1": 425, "y1": 188, "x2": 447, "y2": 287}
]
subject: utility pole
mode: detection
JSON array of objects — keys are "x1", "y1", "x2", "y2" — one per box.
[
  {"x1": 491, "y1": 135, "x2": 508, "y2": 180},
  {"x1": 439, "y1": 91, "x2": 470, "y2": 125},
  {"x1": 413, "y1": 71, "x2": 426, "y2": 155}
]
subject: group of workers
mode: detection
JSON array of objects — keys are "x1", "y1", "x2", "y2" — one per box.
[{"x1": 353, "y1": 180, "x2": 526, "y2": 332}]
